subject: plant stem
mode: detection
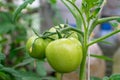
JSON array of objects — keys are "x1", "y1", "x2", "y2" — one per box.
[
  {"x1": 79, "y1": 47, "x2": 88, "y2": 80},
  {"x1": 79, "y1": 28, "x2": 88, "y2": 80},
  {"x1": 88, "y1": 29, "x2": 120, "y2": 46},
  {"x1": 56, "y1": 73, "x2": 63, "y2": 80},
  {"x1": 88, "y1": 17, "x2": 120, "y2": 37},
  {"x1": 42, "y1": 27, "x2": 84, "y2": 38},
  {"x1": 97, "y1": 17, "x2": 120, "y2": 24}
]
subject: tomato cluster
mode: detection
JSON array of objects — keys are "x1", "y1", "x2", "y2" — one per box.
[{"x1": 26, "y1": 24, "x2": 83, "y2": 73}]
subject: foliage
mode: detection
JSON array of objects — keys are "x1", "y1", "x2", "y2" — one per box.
[
  {"x1": 13, "y1": 0, "x2": 35, "y2": 22},
  {"x1": 0, "y1": 0, "x2": 56, "y2": 80},
  {"x1": 103, "y1": 74, "x2": 120, "y2": 80},
  {"x1": 1, "y1": 0, "x2": 120, "y2": 80}
]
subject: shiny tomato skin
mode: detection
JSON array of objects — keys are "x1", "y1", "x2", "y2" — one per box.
[
  {"x1": 46, "y1": 38, "x2": 82, "y2": 73},
  {"x1": 26, "y1": 36, "x2": 49, "y2": 59}
]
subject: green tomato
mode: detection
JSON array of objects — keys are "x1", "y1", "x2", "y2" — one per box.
[
  {"x1": 26, "y1": 36, "x2": 49, "y2": 59},
  {"x1": 49, "y1": 24, "x2": 78, "y2": 39},
  {"x1": 46, "y1": 38, "x2": 82, "y2": 73}
]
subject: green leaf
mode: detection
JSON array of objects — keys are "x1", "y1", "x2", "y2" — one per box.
[
  {"x1": 0, "y1": 64, "x2": 3, "y2": 68},
  {"x1": 82, "y1": 0, "x2": 105, "y2": 19},
  {"x1": 49, "y1": 0, "x2": 57, "y2": 4},
  {"x1": 116, "y1": 18, "x2": 120, "y2": 22},
  {"x1": 0, "y1": 67, "x2": 22, "y2": 77},
  {"x1": 22, "y1": 77, "x2": 42, "y2": 80},
  {"x1": 22, "y1": 76, "x2": 57, "y2": 80},
  {"x1": 0, "y1": 12, "x2": 15, "y2": 34},
  {"x1": 0, "y1": 38, "x2": 7, "y2": 44},
  {"x1": 36, "y1": 60, "x2": 47, "y2": 77},
  {"x1": 12, "y1": 46, "x2": 25, "y2": 52},
  {"x1": 0, "y1": 71, "x2": 11, "y2": 80},
  {"x1": 90, "y1": 8, "x2": 101, "y2": 19},
  {"x1": 90, "y1": 76, "x2": 101, "y2": 80},
  {"x1": 103, "y1": 76, "x2": 109, "y2": 80},
  {"x1": 0, "y1": 23, "x2": 15, "y2": 34},
  {"x1": 13, "y1": 0, "x2": 35, "y2": 22},
  {"x1": 0, "y1": 67, "x2": 42, "y2": 79},
  {"x1": 0, "y1": 12, "x2": 13, "y2": 23},
  {"x1": 110, "y1": 74, "x2": 120, "y2": 80},
  {"x1": 68, "y1": 0, "x2": 76, "y2": 3},
  {"x1": 0, "y1": 53, "x2": 6, "y2": 61},
  {"x1": 13, "y1": 58, "x2": 34, "y2": 68},
  {"x1": 110, "y1": 22, "x2": 119, "y2": 28},
  {"x1": 90, "y1": 54, "x2": 113, "y2": 61}
]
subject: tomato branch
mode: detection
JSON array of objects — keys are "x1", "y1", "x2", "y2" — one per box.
[
  {"x1": 97, "y1": 17, "x2": 120, "y2": 24},
  {"x1": 42, "y1": 27, "x2": 84, "y2": 39},
  {"x1": 88, "y1": 29, "x2": 120, "y2": 46},
  {"x1": 88, "y1": 16, "x2": 120, "y2": 36}
]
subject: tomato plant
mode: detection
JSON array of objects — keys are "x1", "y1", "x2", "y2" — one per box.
[
  {"x1": 13, "y1": 0, "x2": 120, "y2": 80},
  {"x1": 46, "y1": 38, "x2": 82, "y2": 73}
]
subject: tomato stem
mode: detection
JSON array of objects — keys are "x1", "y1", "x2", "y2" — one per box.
[
  {"x1": 79, "y1": 26, "x2": 89, "y2": 80},
  {"x1": 42, "y1": 27, "x2": 84, "y2": 39},
  {"x1": 56, "y1": 72, "x2": 63, "y2": 80}
]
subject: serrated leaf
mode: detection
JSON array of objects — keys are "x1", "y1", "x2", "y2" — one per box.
[
  {"x1": 82, "y1": 0, "x2": 104, "y2": 10},
  {"x1": 82, "y1": 0, "x2": 105, "y2": 19},
  {"x1": 13, "y1": 0, "x2": 35, "y2": 22},
  {"x1": 90, "y1": 54, "x2": 113, "y2": 61},
  {"x1": 36, "y1": 60, "x2": 47, "y2": 77}
]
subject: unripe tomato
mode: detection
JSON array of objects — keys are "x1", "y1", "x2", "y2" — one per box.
[
  {"x1": 46, "y1": 38, "x2": 82, "y2": 73},
  {"x1": 26, "y1": 36, "x2": 49, "y2": 59},
  {"x1": 49, "y1": 24, "x2": 78, "y2": 39}
]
